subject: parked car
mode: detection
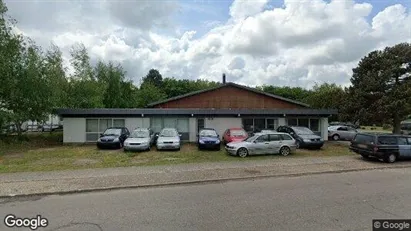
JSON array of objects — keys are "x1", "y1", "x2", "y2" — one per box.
[
  {"x1": 260, "y1": 129, "x2": 276, "y2": 133},
  {"x1": 123, "y1": 128, "x2": 155, "y2": 151},
  {"x1": 156, "y1": 128, "x2": 181, "y2": 150},
  {"x1": 97, "y1": 127, "x2": 130, "y2": 149},
  {"x1": 277, "y1": 125, "x2": 324, "y2": 149},
  {"x1": 197, "y1": 128, "x2": 221, "y2": 150},
  {"x1": 328, "y1": 125, "x2": 357, "y2": 141},
  {"x1": 222, "y1": 128, "x2": 248, "y2": 144},
  {"x1": 225, "y1": 132, "x2": 297, "y2": 157},
  {"x1": 329, "y1": 121, "x2": 360, "y2": 129},
  {"x1": 349, "y1": 133, "x2": 411, "y2": 163},
  {"x1": 41, "y1": 124, "x2": 60, "y2": 132},
  {"x1": 400, "y1": 121, "x2": 411, "y2": 135}
]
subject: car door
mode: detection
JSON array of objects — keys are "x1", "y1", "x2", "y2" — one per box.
[
  {"x1": 346, "y1": 127, "x2": 357, "y2": 141},
  {"x1": 336, "y1": 126, "x2": 348, "y2": 140},
  {"x1": 268, "y1": 134, "x2": 282, "y2": 154},
  {"x1": 251, "y1": 134, "x2": 270, "y2": 155},
  {"x1": 398, "y1": 137, "x2": 411, "y2": 157}
]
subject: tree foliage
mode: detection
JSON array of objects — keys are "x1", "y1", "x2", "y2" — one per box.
[{"x1": 347, "y1": 43, "x2": 411, "y2": 133}]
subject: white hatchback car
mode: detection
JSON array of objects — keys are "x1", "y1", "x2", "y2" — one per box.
[{"x1": 156, "y1": 128, "x2": 181, "y2": 150}]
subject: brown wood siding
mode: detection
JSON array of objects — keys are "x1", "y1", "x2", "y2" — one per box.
[{"x1": 154, "y1": 86, "x2": 305, "y2": 109}]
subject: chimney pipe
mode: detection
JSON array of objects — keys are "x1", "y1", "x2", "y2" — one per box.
[{"x1": 222, "y1": 73, "x2": 226, "y2": 84}]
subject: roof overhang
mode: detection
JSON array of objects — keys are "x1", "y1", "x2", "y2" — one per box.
[{"x1": 56, "y1": 108, "x2": 338, "y2": 117}]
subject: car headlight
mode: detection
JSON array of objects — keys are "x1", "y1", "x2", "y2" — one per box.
[
  {"x1": 124, "y1": 141, "x2": 129, "y2": 146},
  {"x1": 303, "y1": 139, "x2": 311, "y2": 142},
  {"x1": 97, "y1": 138, "x2": 101, "y2": 142},
  {"x1": 320, "y1": 138, "x2": 324, "y2": 141},
  {"x1": 216, "y1": 140, "x2": 220, "y2": 144},
  {"x1": 114, "y1": 138, "x2": 119, "y2": 142},
  {"x1": 142, "y1": 141, "x2": 149, "y2": 145},
  {"x1": 199, "y1": 140, "x2": 205, "y2": 144}
]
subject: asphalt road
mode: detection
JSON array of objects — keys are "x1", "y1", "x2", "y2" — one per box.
[{"x1": 1, "y1": 168, "x2": 411, "y2": 231}]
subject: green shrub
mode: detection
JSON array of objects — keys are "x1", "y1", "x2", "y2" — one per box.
[{"x1": 382, "y1": 124, "x2": 392, "y2": 130}]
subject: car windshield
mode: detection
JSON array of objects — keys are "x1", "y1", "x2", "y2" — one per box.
[
  {"x1": 293, "y1": 127, "x2": 314, "y2": 135},
  {"x1": 160, "y1": 129, "x2": 178, "y2": 137},
  {"x1": 199, "y1": 130, "x2": 218, "y2": 137},
  {"x1": 244, "y1": 135, "x2": 257, "y2": 142},
  {"x1": 231, "y1": 130, "x2": 247, "y2": 137},
  {"x1": 103, "y1": 129, "x2": 121, "y2": 136},
  {"x1": 130, "y1": 130, "x2": 149, "y2": 138}
]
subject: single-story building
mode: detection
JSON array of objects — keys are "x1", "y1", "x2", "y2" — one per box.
[{"x1": 56, "y1": 79, "x2": 337, "y2": 143}]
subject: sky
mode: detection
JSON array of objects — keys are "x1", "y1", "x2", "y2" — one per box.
[{"x1": 4, "y1": 0, "x2": 411, "y2": 88}]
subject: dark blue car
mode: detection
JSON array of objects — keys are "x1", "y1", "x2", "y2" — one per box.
[{"x1": 197, "y1": 128, "x2": 221, "y2": 150}]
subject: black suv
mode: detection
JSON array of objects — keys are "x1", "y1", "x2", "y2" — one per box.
[
  {"x1": 277, "y1": 126, "x2": 324, "y2": 149},
  {"x1": 350, "y1": 133, "x2": 411, "y2": 163},
  {"x1": 97, "y1": 127, "x2": 130, "y2": 149}
]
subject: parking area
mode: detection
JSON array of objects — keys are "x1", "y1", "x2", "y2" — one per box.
[{"x1": 0, "y1": 138, "x2": 351, "y2": 173}]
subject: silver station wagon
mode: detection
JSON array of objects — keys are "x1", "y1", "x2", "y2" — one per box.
[{"x1": 225, "y1": 132, "x2": 297, "y2": 157}]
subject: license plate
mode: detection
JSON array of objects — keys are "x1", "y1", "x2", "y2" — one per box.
[{"x1": 357, "y1": 144, "x2": 367, "y2": 148}]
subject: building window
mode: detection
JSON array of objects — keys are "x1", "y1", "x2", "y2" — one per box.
[
  {"x1": 85, "y1": 118, "x2": 125, "y2": 142},
  {"x1": 197, "y1": 118, "x2": 205, "y2": 132},
  {"x1": 254, "y1": 119, "x2": 265, "y2": 132},
  {"x1": 287, "y1": 118, "x2": 320, "y2": 132},
  {"x1": 242, "y1": 119, "x2": 254, "y2": 132},
  {"x1": 242, "y1": 118, "x2": 279, "y2": 133},
  {"x1": 150, "y1": 117, "x2": 189, "y2": 140},
  {"x1": 113, "y1": 119, "x2": 125, "y2": 127},
  {"x1": 287, "y1": 118, "x2": 298, "y2": 126}
]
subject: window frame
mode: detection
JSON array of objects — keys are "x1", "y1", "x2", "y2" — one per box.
[
  {"x1": 286, "y1": 118, "x2": 321, "y2": 132},
  {"x1": 255, "y1": 134, "x2": 269, "y2": 142},
  {"x1": 85, "y1": 118, "x2": 126, "y2": 142},
  {"x1": 242, "y1": 118, "x2": 279, "y2": 133}
]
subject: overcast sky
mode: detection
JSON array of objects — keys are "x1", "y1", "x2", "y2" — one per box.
[{"x1": 5, "y1": 0, "x2": 411, "y2": 88}]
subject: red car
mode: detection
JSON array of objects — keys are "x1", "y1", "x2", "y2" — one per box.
[{"x1": 223, "y1": 128, "x2": 248, "y2": 144}]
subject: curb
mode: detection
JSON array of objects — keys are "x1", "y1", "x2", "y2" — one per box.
[{"x1": 1, "y1": 165, "x2": 411, "y2": 199}]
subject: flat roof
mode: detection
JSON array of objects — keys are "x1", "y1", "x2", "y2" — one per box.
[{"x1": 56, "y1": 108, "x2": 337, "y2": 117}]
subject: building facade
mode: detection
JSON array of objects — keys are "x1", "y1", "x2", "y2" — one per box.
[{"x1": 57, "y1": 82, "x2": 337, "y2": 143}]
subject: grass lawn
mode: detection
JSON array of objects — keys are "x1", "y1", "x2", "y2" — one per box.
[
  {"x1": 358, "y1": 126, "x2": 392, "y2": 133},
  {"x1": 0, "y1": 133, "x2": 352, "y2": 173}
]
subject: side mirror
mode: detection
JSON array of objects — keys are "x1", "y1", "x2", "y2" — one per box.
[
  {"x1": 253, "y1": 140, "x2": 257, "y2": 143},
  {"x1": 155, "y1": 134, "x2": 159, "y2": 137},
  {"x1": 217, "y1": 134, "x2": 220, "y2": 138},
  {"x1": 179, "y1": 134, "x2": 182, "y2": 137}
]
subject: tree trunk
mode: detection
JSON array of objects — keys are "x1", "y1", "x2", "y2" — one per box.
[
  {"x1": 392, "y1": 114, "x2": 402, "y2": 134},
  {"x1": 15, "y1": 121, "x2": 22, "y2": 137}
]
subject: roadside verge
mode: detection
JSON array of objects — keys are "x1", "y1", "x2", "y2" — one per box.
[{"x1": 1, "y1": 156, "x2": 410, "y2": 198}]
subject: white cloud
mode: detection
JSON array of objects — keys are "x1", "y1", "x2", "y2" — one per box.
[
  {"x1": 4, "y1": 0, "x2": 411, "y2": 88},
  {"x1": 229, "y1": 0, "x2": 269, "y2": 20}
]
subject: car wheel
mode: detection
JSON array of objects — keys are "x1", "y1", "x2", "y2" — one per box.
[
  {"x1": 360, "y1": 154, "x2": 370, "y2": 159},
  {"x1": 332, "y1": 134, "x2": 340, "y2": 141},
  {"x1": 295, "y1": 141, "x2": 300, "y2": 149},
  {"x1": 384, "y1": 153, "x2": 397, "y2": 163},
  {"x1": 119, "y1": 142, "x2": 123, "y2": 149},
  {"x1": 237, "y1": 148, "x2": 248, "y2": 158},
  {"x1": 280, "y1": 146, "x2": 291, "y2": 156}
]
